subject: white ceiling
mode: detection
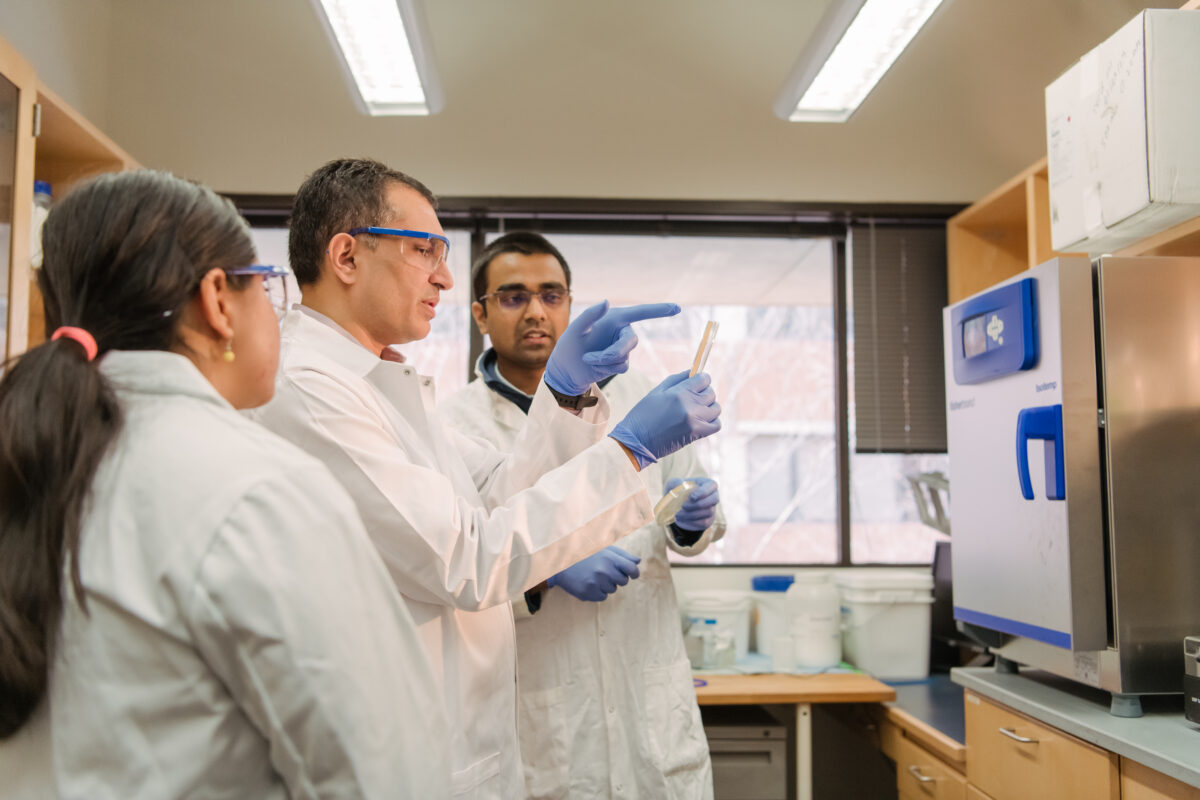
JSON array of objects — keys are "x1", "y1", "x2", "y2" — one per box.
[{"x1": 5, "y1": 0, "x2": 1182, "y2": 204}]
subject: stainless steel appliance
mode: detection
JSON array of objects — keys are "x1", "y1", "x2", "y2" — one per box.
[{"x1": 944, "y1": 255, "x2": 1200, "y2": 716}]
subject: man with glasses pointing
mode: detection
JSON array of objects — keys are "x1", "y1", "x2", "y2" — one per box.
[
  {"x1": 254, "y1": 159, "x2": 722, "y2": 799},
  {"x1": 443, "y1": 232, "x2": 722, "y2": 799}
]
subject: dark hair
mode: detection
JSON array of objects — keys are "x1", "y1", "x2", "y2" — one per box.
[
  {"x1": 287, "y1": 158, "x2": 438, "y2": 286},
  {"x1": 0, "y1": 169, "x2": 255, "y2": 739},
  {"x1": 471, "y1": 231, "x2": 572, "y2": 313}
]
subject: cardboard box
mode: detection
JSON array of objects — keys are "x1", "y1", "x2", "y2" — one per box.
[{"x1": 1045, "y1": 10, "x2": 1200, "y2": 254}]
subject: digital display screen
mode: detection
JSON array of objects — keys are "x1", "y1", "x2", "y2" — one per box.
[{"x1": 963, "y1": 314, "x2": 987, "y2": 358}]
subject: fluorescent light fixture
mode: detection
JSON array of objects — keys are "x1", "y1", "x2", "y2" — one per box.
[
  {"x1": 774, "y1": 0, "x2": 947, "y2": 123},
  {"x1": 311, "y1": 0, "x2": 444, "y2": 116}
]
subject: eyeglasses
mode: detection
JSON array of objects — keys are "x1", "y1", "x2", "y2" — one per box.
[
  {"x1": 478, "y1": 288, "x2": 571, "y2": 312},
  {"x1": 346, "y1": 227, "x2": 450, "y2": 272},
  {"x1": 226, "y1": 264, "x2": 292, "y2": 320}
]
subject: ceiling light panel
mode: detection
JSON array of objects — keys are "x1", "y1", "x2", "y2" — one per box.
[
  {"x1": 312, "y1": 0, "x2": 444, "y2": 116},
  {"x1": 776, "y1": 0, "x2": 947, "y2": 123}
]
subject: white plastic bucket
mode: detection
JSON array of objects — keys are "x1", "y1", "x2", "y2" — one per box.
[
  {"x1": 683, "y1": 590, "x2": 753, "y2": 660},
  {"x1": 834, "y1": 570, "x2": 934, "y2": 681}
]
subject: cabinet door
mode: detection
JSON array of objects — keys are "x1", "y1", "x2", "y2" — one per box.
[
  {"x1": 1121, "y1": 758, "x2": 1200, "y2": 800},
  {"x1": 964, "y1": 692, "x2": 1118, "y2": 800},
  {"x1": 0, "y1": 38, "x2": 36, "y2": 362}
]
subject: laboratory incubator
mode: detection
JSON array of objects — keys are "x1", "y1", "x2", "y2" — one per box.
[{"x1": 943, "y1": 255, "x2": 1200, "y2": 716}]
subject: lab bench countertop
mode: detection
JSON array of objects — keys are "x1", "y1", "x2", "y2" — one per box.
[
  {"x1": 882, "y1": 674, "x2": 967, "y2": 767},
  {"x1": 952, "y1": 666, "x2": 1200, "y2": 790},
  {"x1": 693, "y1": 672, "x2": 895, "y2": 705}
]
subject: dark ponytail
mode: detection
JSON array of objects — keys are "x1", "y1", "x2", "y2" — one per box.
[{"x1": 0, "y1": 170, "x2": 255, "y2": 738}]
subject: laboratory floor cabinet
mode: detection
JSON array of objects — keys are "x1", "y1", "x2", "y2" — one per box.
[
  {"x1": 703, "y1": 705, "x2": 789, "y2": 800},
  {"x1": 703, "y1": 704, "x2": 897, "y2": 800}
]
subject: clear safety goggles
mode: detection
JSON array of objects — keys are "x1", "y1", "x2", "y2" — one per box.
[
  {"x1": 346, "y1": 227, "x2": 451, "y2": 272},
  {"x1": 478, "y1": 287, "x2": 571, "y2": 312},
  {"x1": 226, "y1": 264, "x2": 293, "y2": 320}
]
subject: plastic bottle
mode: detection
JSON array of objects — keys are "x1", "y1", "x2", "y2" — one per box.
[
  {"x1": 30, "y1": 180, "x2": 52, "y2": 268},
  {"x1": 786, "y1": 571, "x2": 842, "y2": 671}
]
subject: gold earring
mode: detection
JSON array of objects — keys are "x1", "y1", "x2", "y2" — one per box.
[{"x1": 223, "y1": 340, "x2": 235, "y2": 363}]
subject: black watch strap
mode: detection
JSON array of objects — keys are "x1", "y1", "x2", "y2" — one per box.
[{"x1": 547, "y1": 384, "x2": 599, "y2": 410}]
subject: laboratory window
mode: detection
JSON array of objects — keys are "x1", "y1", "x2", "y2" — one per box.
[{"x1": 240, "y1": 201, "x2": 951, "y2": 568}]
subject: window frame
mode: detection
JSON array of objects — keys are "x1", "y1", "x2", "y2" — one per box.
[{"x1": 229, "y1": 193, "x2": 961, "y2": 567}]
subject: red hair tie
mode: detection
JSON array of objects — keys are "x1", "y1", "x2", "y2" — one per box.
[{"x1": 50, "y1": 326, "x2": 99, "y2": 362}]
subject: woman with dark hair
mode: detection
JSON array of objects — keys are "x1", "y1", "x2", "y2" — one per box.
[{"x1": 0, "y1": 170, "x2": 449, "y2": 798}]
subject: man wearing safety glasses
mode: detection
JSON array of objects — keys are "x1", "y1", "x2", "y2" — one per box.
[
  {"x1": 254, "y1": 158, "x2": 722, "y2": 799},
  {"x1": 442, "y1": 232, "x2": 722, "y2": 799}
]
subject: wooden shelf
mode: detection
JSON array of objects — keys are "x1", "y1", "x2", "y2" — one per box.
[
  {"x1": 947, "y1": 158, "x2": 1084, "y2": 304},
  {"x1": 33, "y1": 81, "x2": 135, "y2": 191},
  {"x1": 22, "y1": 81, "x2": 138, "y2": 349},
  {"x1": 949, "y1": 151, "x2": 1199, "y2": 303}
]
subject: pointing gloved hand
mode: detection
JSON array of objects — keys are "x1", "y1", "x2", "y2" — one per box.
[
  {"x1": 544, "y1": 300, "x2": 681, "y2": 396},
  {"x1": 609, "y1": 370, "x2": 722, "y2": 469},
  {"x1": 547, "y1": 546, "x2": 642, "y2": 602},
  {"x1": 666, "y1": 477, "x2": 720, "y2": 532}
]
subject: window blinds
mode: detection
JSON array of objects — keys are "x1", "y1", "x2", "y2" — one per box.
[{"x1": 850, "y1": 221, "x2": 947, "y2": 453}]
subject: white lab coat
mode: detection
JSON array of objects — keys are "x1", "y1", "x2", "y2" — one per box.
[
  {"x1": 0, "y1": 350, "x2": 449, "y2": 799},
  {"x1": 253, "y1": 310, "x2": 653, "y2": 798},
  {"x1": 441, "y1": 362, "x2": 722, "y2": 800}
]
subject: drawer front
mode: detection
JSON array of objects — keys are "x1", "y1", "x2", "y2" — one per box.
[
  {"x1": 966, "y1": 786, "x2": 996, "y2": 800},
  {"x1": 709, "y1": 738, "x2": 787, "y2": 800},
  {"x1": 879, "y1": 717, "x2": 904, "y2": 762},
  {"x1": 895, "y1": 733, "x2": 966, "y2": 800},
  {"x1": 964, "y1": 692, "x2": 1118, "y2": 800},
  {"x1": 1120, "y1": 758, "x2": 1200, "y2": 800}
]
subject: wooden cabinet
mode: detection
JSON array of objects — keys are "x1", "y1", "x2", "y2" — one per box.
[
  {"x1": 0, "y1": 33, "x2": 136, "y2": 359},
  {"x1": 947, "y1": 0, "x2": 1200, "y2": 305},
  {"x1": 0, "y1": 34, "x2": 37, "y2": 363},
  {"x1": 946, "y1": 158, "x2": 1069, "y2": 305},
  {"x1": 961, "y1": 690, "x2": 1200, "y2": 800},
  {"x1": 880, "y1": 707, "x2": 968, "y2": 800},
  {"x1": 964, "y1": 690, "x2": 1119, "y2": 800},
  {"x1": 1122, "y1": 758, "x2": 1200, "y2": 800},
  {"x1": 946, "y1": 154, "x2": 1200, "y2": 306},
  {"x1": 894, "y1": 731, "x2": 967, "y2": 800}
]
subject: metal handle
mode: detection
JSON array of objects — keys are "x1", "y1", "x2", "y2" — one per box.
[
  {"x1": 907, "y1": 765, "x2": 935, "y2": 783},
  {"x1": 998, "y1": 726, "x2": 1039, "y2": 744}
]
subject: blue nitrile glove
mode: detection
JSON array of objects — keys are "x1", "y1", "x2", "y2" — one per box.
[
  {"x1": 667, "y1": 477, "x2": 720, "y2": 531},
  {"x1": 547, "y1": 546, "x2": 642, "y2": 602},
  {"x1": 609, "y1": 371, "x2": 722, "y2": 468},
  {"x1": 544, "y1": 300, "x2": 681, "y2": 396}
]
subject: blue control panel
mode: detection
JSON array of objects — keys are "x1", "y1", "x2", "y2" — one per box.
[{"x1": 950, "y1": 278, "x2": 1039, "y2": 385}]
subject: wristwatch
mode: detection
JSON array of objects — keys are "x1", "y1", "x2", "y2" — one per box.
[{"x1": 546, "y1": 384, "x2": 599, "y2": 410}]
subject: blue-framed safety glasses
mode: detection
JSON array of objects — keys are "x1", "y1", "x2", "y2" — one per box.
[
  {"x1": 226, "y1": 264, "x2": 293, "y2": 320},
  {"x1": 346, "y1": 227, "x2": 451, "y2": 272}
]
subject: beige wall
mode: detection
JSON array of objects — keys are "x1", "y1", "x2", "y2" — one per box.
[
  {"x1": 0, "y1": 0, "x2": 113, "y2": 130},
  {"x1": 1, "y1": 0, "x2": 1178, "y2": 203}
]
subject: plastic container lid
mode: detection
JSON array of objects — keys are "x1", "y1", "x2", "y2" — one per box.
[
  {"x1": 751, "y1": 575, "x2": 795, "y2": 592},
  {"x1": 790, "y1": 570, "x2": 832, "y2": 584},
  {"x1": 834, "y1": 569, "x2": 933, "y2": 591},
  {"x1": 653, "y1": 479, "x2": 697, "y2": 526},
  {"x1": 33, "y1": 180, "x2": 52, "y2": 197},
  {"x1": 683, "y1": 590, "x2": 753, "y2": 611}
]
